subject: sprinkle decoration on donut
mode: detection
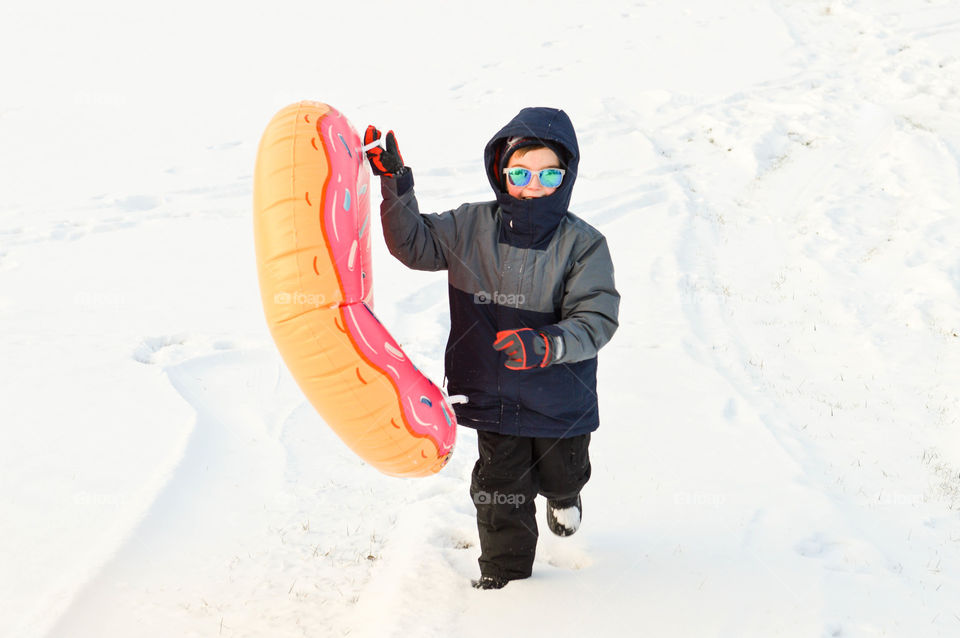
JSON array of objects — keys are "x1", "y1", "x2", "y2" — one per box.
[{"x1": 253, "y1": 101, "x2": 456, "y2": 477}]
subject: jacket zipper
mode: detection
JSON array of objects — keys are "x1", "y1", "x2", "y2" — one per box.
[
  {"x1": 513, "y1": 245, "x2": 529, "y2": 432},
  {"x1": 516, "y1": 247, "x2": 527, "y2": 307},
  {"x1": 495, "y1": 213, "x2": 505, "y2": 428}
]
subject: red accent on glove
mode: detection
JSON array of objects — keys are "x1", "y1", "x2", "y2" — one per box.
[
  {"x1": 364, "y1": 125, "x2": 405, "y2": 176},
  {"x1": 492, "y1": 328, "x2": 551, "y2": 370}
]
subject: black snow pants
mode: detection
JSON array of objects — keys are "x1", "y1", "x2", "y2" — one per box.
[{"x1": 470, "y1": 430, "x2": 592, "y2": 580}]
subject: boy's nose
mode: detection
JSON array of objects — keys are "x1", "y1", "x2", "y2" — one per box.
[{"x1": 525, "y1": 175, "x2": 545, "y2": 190}]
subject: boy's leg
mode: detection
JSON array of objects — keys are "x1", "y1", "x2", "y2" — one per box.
[
  {"x1": 533, "y1": 433, "x2": 592, "y2": 502},
  {"x1": 470, "y1": 431, "x2": 539, "y2": 581}
]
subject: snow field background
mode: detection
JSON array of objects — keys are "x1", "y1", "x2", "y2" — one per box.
[{"x1": 1, "y1": 0, "x2": 959, "y2": 636}]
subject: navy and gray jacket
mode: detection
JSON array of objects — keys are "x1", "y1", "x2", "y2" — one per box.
[{"x1": 378, "y1": 107, "x2": 620, "y2": 438}]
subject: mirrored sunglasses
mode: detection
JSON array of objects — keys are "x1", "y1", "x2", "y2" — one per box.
[{"x1": 502, "y1": 167, "x2": 566, "y2": 189}]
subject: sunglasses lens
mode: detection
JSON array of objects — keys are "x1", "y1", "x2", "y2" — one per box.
[
  {"x1": 539, "y1": 169, "x2": 564, "y2": 188},
  {"x1": 506, "y1": 168, "x2": 532, "y2": 187}
]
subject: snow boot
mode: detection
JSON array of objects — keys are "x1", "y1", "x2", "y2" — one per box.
[
  {"x1": 471, "y1": 575, "x2": 509, "y2": 590},
  {"x1": 546, "y1": 494, "x2": 582, "y2": 537}
]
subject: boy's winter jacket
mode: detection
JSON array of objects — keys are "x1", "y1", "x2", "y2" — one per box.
[{"x1": 378, "y1": 108, "x2": 619, "y2": 438}]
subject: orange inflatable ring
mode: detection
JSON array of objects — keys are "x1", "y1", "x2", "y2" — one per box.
[{"x1": 253, "y1": 101, "x2": 456, "y2": 477}]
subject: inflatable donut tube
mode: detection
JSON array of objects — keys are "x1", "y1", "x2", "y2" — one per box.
[{"x1": 253, "y1": 101, "x2": 456, "y2": 477}]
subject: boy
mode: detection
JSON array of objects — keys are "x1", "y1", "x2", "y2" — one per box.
[{"x1": 364, "y1": 107, "x2": 619, "y2": 589}]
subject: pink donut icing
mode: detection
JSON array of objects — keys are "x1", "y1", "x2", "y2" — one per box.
[{"x1": 317, "y1": 108, "x2": 456, "y2": 456}]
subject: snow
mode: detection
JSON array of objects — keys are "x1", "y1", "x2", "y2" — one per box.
[
  {"x1": 549, "y1": 500, "x2": 581, "y2": 533},
  {"x1": 1, "y1": 0, "x2": 959, "y2": 636}
]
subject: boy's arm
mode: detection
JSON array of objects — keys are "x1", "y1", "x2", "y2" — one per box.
[
  {"x1": 379, "y1": 171, "x2": 457, "y2": 272},
  {"x1": 540, "y1": 235, "x2": 620, "y2": 364}
]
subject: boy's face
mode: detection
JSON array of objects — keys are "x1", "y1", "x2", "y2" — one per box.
[{"x1": 505, "y1": 147, "x2": 561, "y2": 200}]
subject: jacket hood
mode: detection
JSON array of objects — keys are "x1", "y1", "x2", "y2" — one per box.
[{"x1": 484, "y1": 107, "x2": 580, "y2": 249}]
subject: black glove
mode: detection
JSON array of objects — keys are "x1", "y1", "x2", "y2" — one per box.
[
  {"x1": 364, "y1": 125, "x2": 406, "y2": 177},
  {"x1": 493, "y1": 328, "x2": 557, "y2": 370}
]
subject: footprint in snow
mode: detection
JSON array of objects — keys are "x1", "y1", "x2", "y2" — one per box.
[
  {"x1": 0, "y1": 250, "x2": 18, "y2": 273},
  {"x1": 115, "y1": 194, "x2": 162, "y2": 213},
  {"x1": 794, "y1": 532, "x2": 884, "y2": 574},
  {"x1": 92, "y1": 220, "x2": 139, "y2": 233},
  {"x1": 132, "y1": 334, "x2": 191, "y2": 365},
  {"x1": 206, "y1": 140, "x2": 243, "y2": 151},
  {"x1": 49, "y1": 222, "x2": 88, "y2": 242},
  {"x1": 541, "y1": 541, "x2": 594, "y2": 571},
  {"x1": 133, "y1": 335, "x2": 251, "y2": 366}
]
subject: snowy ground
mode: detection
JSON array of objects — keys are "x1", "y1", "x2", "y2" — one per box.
[{"x1": 2, "y1": 1, "x2": 960, "y2": 636}]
